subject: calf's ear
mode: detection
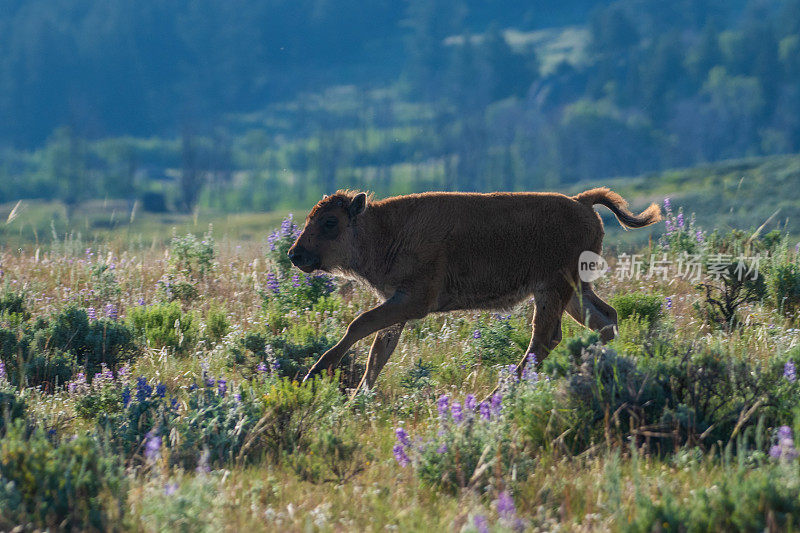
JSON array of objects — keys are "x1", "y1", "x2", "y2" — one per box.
[{"x1": 349, "y1": 192, "x2": 367, "y2": 218}]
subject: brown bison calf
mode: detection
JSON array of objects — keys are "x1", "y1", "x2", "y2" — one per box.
[{"x1": 288, "y1": 188, "x2": 661, "y2": 394}]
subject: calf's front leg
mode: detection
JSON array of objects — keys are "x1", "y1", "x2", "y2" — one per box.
[{"x1": 303, "y1": 292, "x2": 424, "y2": 382}]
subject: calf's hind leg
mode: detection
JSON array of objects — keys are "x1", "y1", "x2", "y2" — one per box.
[
  {"x1": 565, "y1": 282, "x2": 617, "y2": 342},
  {"x1": 350, "y1": 322, "x2": 406, "y2": 399}
]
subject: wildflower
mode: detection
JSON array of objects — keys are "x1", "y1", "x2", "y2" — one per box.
[
  {"x1": 785, "y1": 361, "x2": 796, "y2": 383},
  {"x1": 136, "y1": 377, "x2": 153, "y2": 402},
  {"x1": 87, "y1": 307, "x2": 97, "y2": 321},
  {"x1": 280, "y1": 214, "x2": 296, "y2": 237},
  {"x1": 266, "y1": 272, "x2": 280, "y2": 295},
  {"x1": 395, "y1": 427, "x2": 411, "y2": 447},
  {"x1": 217, "y1": 378, "x2": 227, "y2": 397},
  {"x1": 121, "y1": 387, "x2": 131, "y2": 407},
  {"x1": 496, "y1": 491, "x2": 516, "y2": 519},
  {"x1": 664, "y1": 219, "x2": 673, "y2": 235},
  {"x1": 138, "y1": 297, "x2": 146, "y2": 306},
  {"x1": 676, "y1": 212, "x2": 685, "y2": 229},
  {"x1": 770, "y1": 426, "x2": 799, "y2": 461},
  {"x1": 0, "y1": 361, "x2": 6, "y2": 382},
  {"x1": 472, "y1": 329, "x2": 481, "y2": 339},
  {"x1": 437, "y1": 395, "x2": 450, "y2": 418},
  {"x1": 479, "y1": 401, "x2": 491, "y2": 420},
  {"x1": 465, "y1": 393, "x2": 477, "y2": 411},
  {"x1": 474, "y1": 515, "x2": 489, "y2": 533},
  {"x1": 170, "y1": 397, "x2": 179, "y2": 410},
  {"x1": 491, "y1": 392, "x2": 503, "y2": 415},
  {"x1": 665, "y1": 296, "x2": 673, "y2": 310},
  {"x1": 451, "y1": 402, "x2": 463, "y2": 423},
  {"x1": 436, "y1": 443, "x2": 448, "y2": 454},
  {"x1": 234, "y1": 392, "x2": 242, "y2": 402},
  {"x1": 105, "y1": 303, "x2": 118, "y2": 320},
  {"x1": 145, "y1": 431, "x2": 161, "y2": 461},
  {"x1": 696, "y1": 230, "x2": 704, "y2": 243},
  {"x1": 663, "y1": 197, "x2": 672, "y2": 214},
  {"x1": 164, "y1": 482, "x2": 179, "y2": 496},
  {"x1": 155, "y1": 383, "x2": 167, "y2": 398},
  {"x1": 292, "y1": 274, "x2": 301, "y2": 288},
  {"x1": 256, "y1": 362, "x2": 268, "y2": 374},
  {"x1": 393, "y1": 444, "x2": 410, "y2": 467}
]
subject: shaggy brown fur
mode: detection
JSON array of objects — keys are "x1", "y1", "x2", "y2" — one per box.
[{"x1": 288, "y1": 188, "x2": 661, "y2": 395}]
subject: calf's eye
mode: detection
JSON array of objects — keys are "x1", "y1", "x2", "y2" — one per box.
[{"x1": 324, "y1": 218, "x2": 337, "y2": 228}]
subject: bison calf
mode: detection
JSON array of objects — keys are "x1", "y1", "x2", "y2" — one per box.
[{"x1": 288, "y1": 189, "x2": 661, "y2": 395}]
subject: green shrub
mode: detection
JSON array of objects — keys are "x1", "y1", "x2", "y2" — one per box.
[
  {"x1": 204, "y1": 304, "x2": 230, "y2": 343},
  {"x1": 0, "y1": 287, "x2": 29, "y2": 321},
  {"x1": 290, "y1": 421, "x2": 370, "y2": 483},
  {"x1": 471, "y1": 314, "x2": 527, "y2": 366},
  {"x1": 169, "y1": 228, "x2": 215, "y2": 279},
  {"x1": 1, "y1": 305, "x2": 136, "y2": 389},
  {"x1": 767, "y1": 260, "x2": 800, "y2": 316},
  {"x1": 627, "y1": 464, "x2": 800, "y2": 532},
  {"x1": 610, "y1": 292, "x2": 663, "y2": 325},
  {"x1": 128, "y1": 302, "x2": 198, "y2": 354},
  {"x1": 0, "y1": 382, "x2": 26, "y2": 435},
  {"x1": 89, "y1": 262, "x2": 121, "y2": 303},
  {"x1": 695, "y1": 261, "x2": 767, "y2": 330},
  {"x1": 0, "y1": 422, "x2": 127, "y2": 531}
]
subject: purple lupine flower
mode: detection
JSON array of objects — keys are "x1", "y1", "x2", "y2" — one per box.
[
  {"x1": 217, "y1": 378, "x2": 227, "y2": 397},
  {"x1": 491, "y1": 392, "x2": 503, "y2": 415},
  {"x1": 472, "y1": 329, "x2": 481, "y2": 339},
  {"x1": 676, "y1": 212, "x2": 685, "y2": 229},
  {"x1": 437, "y1": 395, "x2": 450, "y2": 418},
  {"x1": 145, "y1": 431, "x2": 161, "y2": 461},
  {"x1": 771, "y1": 426, "x2": 799, "y2": 460},
  {"x1": 266, "y1": 272, "x2": 280, "y2": 295},
  {"x1": 779, "y1": 426, "x2": 793, "y2": 441},
  {"x1": 479, "y1": 401, "x2": 491, "y2": 420},
  {"x1": 696, "y1": 230, "x2": 704, "y2": 243},
  {"x1": 256, "y1": 362, "x2": 268, "y2": 374},
  {"x1": 496, "y1": 491, "x2": 517, "y2": 520},
  {"x1": 267, "y1": 231, "x2": 279, "y2": 251},
  {"x1": 451, "y1": 402, "x2": 463, "y2": 423},
  {"x1": 292, "y1": 274, "x2": 301, "y2": 288},
  {"x1": 234, "y1": 392, "x2": 242, "y2": 402},
  {"x1": 474, "y1": 515, "x2": 490, "y2": 533},
  {"x1": 663, "y1": 197, "x2": 672, "y2": 213},
  {"x1": 437, "y1": 443, "x2": 448, "y2": 454},
  {"x1": 785, "y1": 361, "x2": 796, "y2": 383},
  {"x1": 664, "y1": 219, "x2": 673, "y2": 235},
  {"x1": 665, "y1": 296, "x2": 673, "y2": 310},
  {"x1": 393, "y1": 444, "x2": 410, "y2": 467},
  {"x1": 136, "y1": 377, "x2": 152, "y2": 402},
  {"x1": 138, "y1": 297, "x2": 146, "y2": 306},
  {"x1": 280, "y1": 214, "x2": 296, "y2": 237},
  {"x1": 155, "y1": 383, "x2": 166, "y2": 398},
  {"x1": 465, "y1": 394, "x2": 477, "y2": 411},
  {"x1": 121, "y1": 387, "x2": 131, "y2": 407},
  {"x1": 170, "y1": 397, "x2": 179, "y2": 410},
  {"x1": 0, "y1": 361, "x2": 6, "y2": 382},
  {"x1": 164, "y1": 482, "x2": 179, "y2": 496},
  {"x1": 87, "y1": 307, "x2": 97, "y2": 321},
  {"x1": 105, "y1": 303, "x2": 118, "y2": 320},
  {"x1": 396, "y1": 427, "x2": 411, "y2": 447}
]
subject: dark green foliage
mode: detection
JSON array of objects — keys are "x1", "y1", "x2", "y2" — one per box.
[
  {"x1": 0, "y1": 305, "x2": 137, "y2": 389},
  {"x1": 695, "y1": 261, "x2": 767, "y2": 330},
  {"x1": 290, "y1": 422, "x2": 369, "y2": 483},
  {"x1": 610, "y1": 292, "x2": 663, "y2": 325},
  {"x1": 471, "y1": 315, "x2": 527, "y2": 366},
  {"x1": 400, "y1": 358, "x2": 436, "y2": 391},
  {"x1": 0, "y1": 422, "x2": 127, "y2": 531},
  {"x1": 169, "y1": 230, "x2": 215, "y2": 279},
  {"x1": 0, "y1": 385, "x2": 26, "y2": 436},
  {"x1": 0, "y1": 288, "x2": 29, "y2": 321}
]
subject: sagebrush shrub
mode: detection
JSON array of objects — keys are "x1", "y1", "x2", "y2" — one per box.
[{"x1": 610, "y1": 292, "x2": 663, "y2": 325}]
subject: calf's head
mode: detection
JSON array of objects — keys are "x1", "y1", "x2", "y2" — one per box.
[{"x1": 288, "y1": 191, "x2": 368, "y2": 273}]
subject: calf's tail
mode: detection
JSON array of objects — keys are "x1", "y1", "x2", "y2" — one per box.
[{"x1": 574, "y1": 187, "x2": 662, "y2": 229}]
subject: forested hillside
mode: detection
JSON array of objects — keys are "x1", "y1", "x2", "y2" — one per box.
[{"x1": 2, "y1": 0, "x2": 799, "y2": 215}]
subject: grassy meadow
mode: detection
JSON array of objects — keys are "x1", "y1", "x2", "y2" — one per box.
[{"x1": 1, "y1": 179, "x2": 800, "y2": 531}]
